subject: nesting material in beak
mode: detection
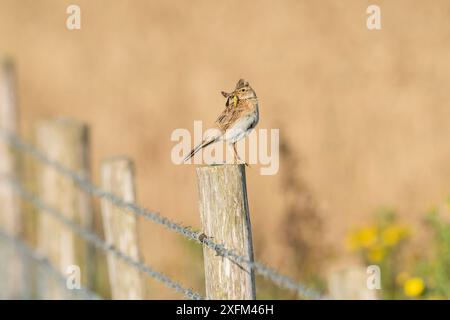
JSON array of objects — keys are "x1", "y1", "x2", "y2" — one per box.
[{"x1": 222, "y1": 90, "x2": 238, "y2": 108}]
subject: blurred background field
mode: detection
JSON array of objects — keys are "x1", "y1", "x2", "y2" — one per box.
[{"x1": 1, "y1": 0, "x2": 450, "y2": 299}]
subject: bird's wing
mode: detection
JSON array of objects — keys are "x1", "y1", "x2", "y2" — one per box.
[
  {"x1": 214, "y1": 107, "x2": 230, "y2": 128},
  {"x1": 214, "y1": 102, "x2": 250, "y2": 132}
]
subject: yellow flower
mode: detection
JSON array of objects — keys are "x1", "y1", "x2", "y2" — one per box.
[
  {"x1": 358, "y1": 226, "x2": 378, "y2": 248},
  {"x1": 367, "y1": 245, "x2": 386, "y2": 263},
  {"x1": 404, "y1": 277, "x2": 425, "y2": 297},
  {"x1": 381, "y1": 224, "x2": 409, "y2": 246},
  {"x1": 345, "y1": 225, "x2": 378, "y2": 251}
]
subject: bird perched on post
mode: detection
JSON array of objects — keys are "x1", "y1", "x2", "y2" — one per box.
[{"x1": 184, "y1": 79, "x2": 259, "y2": 165}]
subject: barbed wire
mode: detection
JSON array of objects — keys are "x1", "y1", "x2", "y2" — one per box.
[
  {"x1": 0, "y1": 130, "x2": 324, "y2": 299},
  {"x1": 3, "y1": 178, "x2": 203, "y2": 300},
  {"x1": 0, "y1": 228, "x2": 102, "y2": 300}
]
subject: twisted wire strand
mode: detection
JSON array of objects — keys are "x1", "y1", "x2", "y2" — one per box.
[
  {"x1": 3, "y1": 178, "x2": 202, "y2": 300},
  {"x1": 0, "y1": 130, "x2": 324, "y2": 299},
  {"x1": 0, "y1": 228, "x2": 102, "y2": 300}
]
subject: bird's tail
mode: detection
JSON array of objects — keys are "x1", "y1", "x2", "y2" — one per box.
[{"x1": 183, "y1": 137, "x2": 218, "y2": 162}]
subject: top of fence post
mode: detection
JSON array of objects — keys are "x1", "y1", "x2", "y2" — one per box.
[
  {"x1": 328, "y1": 266, "x2": 378, "y2": 300},
  {"x1": 0, "y1": 58, "x2": 19, "y2": 232},
  {"x1": 35, "y1": 117, "x2": 94, "y2": 299},
  {"x1": 196, "y1": 164, "x2": 256, "y2": 300},
  {"x1": 0, "y1": 58, "x2": 17, "y2": 133}
]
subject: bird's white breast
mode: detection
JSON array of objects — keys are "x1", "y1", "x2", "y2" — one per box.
[{"x1": 223, "y1": 103, "x2": 259, "y2": 143}]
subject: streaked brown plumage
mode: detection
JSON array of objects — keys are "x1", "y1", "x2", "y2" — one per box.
[
  {"x1": 215, "y1": 99, "x2": 256, "y2": 132},
  {"x1": 184, "y1": 79, "x2": 259, "y2": 164}
]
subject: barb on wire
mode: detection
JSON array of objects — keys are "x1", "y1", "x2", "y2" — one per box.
[
  {"x1": 0, "y1": 228, "x2": 101, "y2": 300},
  {"x1": 3, "y1": 178, "x2": 202, "y2": 300},
  {"x1": 0, "y1": 130, "x2": 324, "y2": 299}
]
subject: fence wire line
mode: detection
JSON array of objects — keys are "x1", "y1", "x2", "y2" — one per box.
[
  {"x1": 0, "y1": 130, "x2": 323, "y2": 300},
  {"x1": 3, "y1": 179, "x2": 202, "y2": 300},
  {"x1": 0, "y1": 228, "x2": 102, "y2": 300}
]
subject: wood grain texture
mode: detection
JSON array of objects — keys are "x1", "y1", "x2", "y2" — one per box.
[
  {"x1": 35, "y1": 118, "x2": 94, "y2": 299},
  {"x1": 100, "y1": 157, "x2": 145, "y2": 299},
  {"x1": 196, "y1": 164, "x2": 256, "y2": 300}
]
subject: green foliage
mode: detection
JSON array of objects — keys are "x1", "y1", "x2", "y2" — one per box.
[
  {"x1": 416, "y1": 210, "x2": 450, "y2": 298},
  {"x1": 345, "y1": 209, "x2": 409, "y2": 299},
  {"x1": 346, "y1": 203, "x2": 450, "y2": 300}
]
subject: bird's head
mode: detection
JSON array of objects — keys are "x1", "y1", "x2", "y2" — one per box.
[
  {"x1": 233, "y1": 79, "x2": 257, "y2": 100},
  {"x1": 221, "y1": 79, "x2": 257, "y2": 107}
]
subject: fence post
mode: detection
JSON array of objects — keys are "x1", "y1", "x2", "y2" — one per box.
[
  {"x1": 35, "y1": 118, "x2": 94, "y2": 299},
  {"x1": 327, "y1": 266, "x2": 378, "y2": 300},
  {"x1": 196, "y1": 164, "x2": 256, "y2": 299},
  {"x1": 0, "y1": 59, "x2": 26, "y2": 298},
  {"x1": 100, "y1": 157, "x2": 145, "y2": 299}
]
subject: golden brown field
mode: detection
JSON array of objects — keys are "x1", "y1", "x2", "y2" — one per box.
[{"x1": 1, "y1": 0, "x2": 450, "y2": 298}]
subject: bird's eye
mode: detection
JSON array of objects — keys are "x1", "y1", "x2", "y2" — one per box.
[{"x1": 241, "y1": 89, "x2": 245, "y2": 92}]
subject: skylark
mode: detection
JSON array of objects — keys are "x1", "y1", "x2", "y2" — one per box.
[{"x1": 184, "y1": 79, "x2": 259, "y2": 165}]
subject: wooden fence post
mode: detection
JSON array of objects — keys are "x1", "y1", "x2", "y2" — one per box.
[
  {"x1": 327, "y1": 266, "x2": 378, "y2": 300},
  {"x1": 100, "y1": 157, "x2": 145, "y2": 299},
  {"x1": 196, "y1": 164, "x2": 256, "y2": 299},
  {"x1": 0, "y1": 59, "x2": 26, "y2": 298},
  {"x1": 35, "y1": 118, "x2": 94, "y2": 299}
]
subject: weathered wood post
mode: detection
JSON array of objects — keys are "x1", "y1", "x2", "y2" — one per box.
[
  {"x1": 100, "y1": 157, "x2": 145, "y2": 299},
  {"x1": 196, "y1": 164, "x2": 256, "y2": 299},
  {"x1": 35, "y1": 118, "x2": 94, "y2": 299},
  {"x1": 0, "y1": 58, "x2": 26, "y2": 298}
]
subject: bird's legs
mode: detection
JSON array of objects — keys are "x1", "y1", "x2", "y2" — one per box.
[
  {"x1": 232, "y1": 143, "x2": 238, "y2": 163},
  {"x1": 232, "y1": 143, "x2": 249, "y2": 167}
]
